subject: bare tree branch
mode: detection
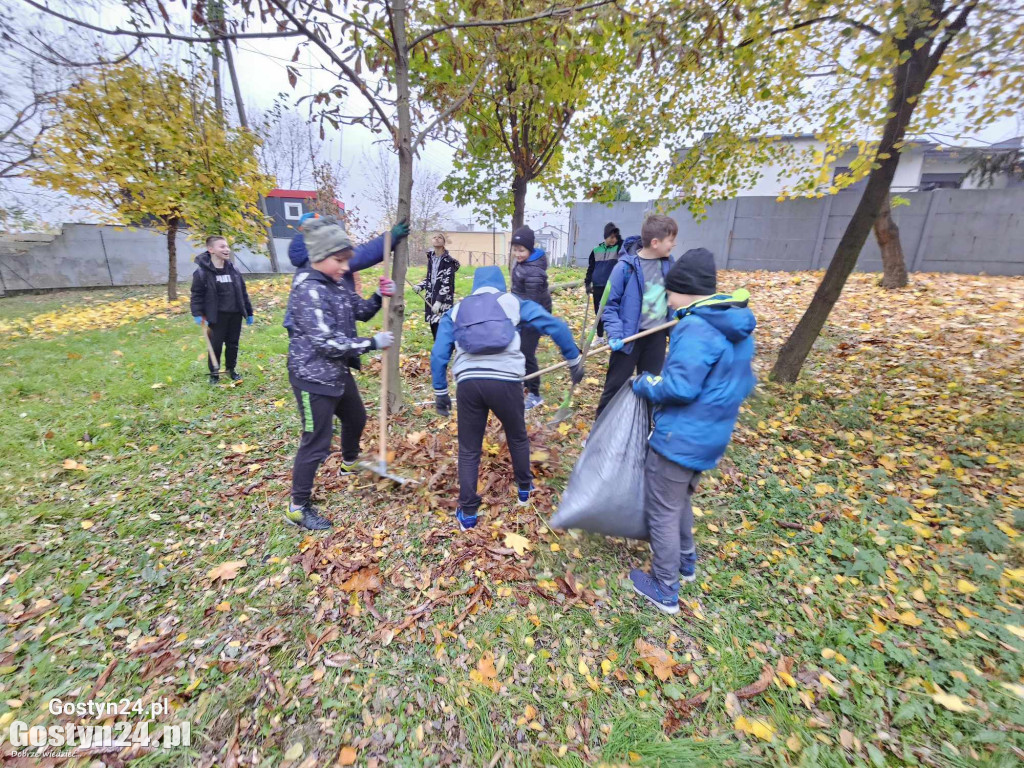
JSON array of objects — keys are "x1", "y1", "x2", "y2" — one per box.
[
  {"x1": 408, "y1": 0, "x2": 617, "y2": 50},
  {"x1": 413, "y1": 55, "x2": 494, "y2": 150},
  {"x1": 18, "y1": 0, "x2": 306, "y2": 43}
]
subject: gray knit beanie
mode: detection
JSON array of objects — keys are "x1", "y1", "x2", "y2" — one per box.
[{"x1": 303, "y1": 218, "x2": 353, "y2": 263}]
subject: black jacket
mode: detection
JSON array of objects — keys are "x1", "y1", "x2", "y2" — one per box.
[
  {"x1": 190, "y1": 252, "x2": 253, "y2": 325},
  {"x1": 510, "y1": 248, "x2": 551, "y2": 312},
  {"x1": 286, "y1": 269, "x2": 382, "y2": 395}
]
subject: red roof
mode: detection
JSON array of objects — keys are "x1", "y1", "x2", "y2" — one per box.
[{"x1": 266, "y1": 189, "x2": 345, "y2": 210}]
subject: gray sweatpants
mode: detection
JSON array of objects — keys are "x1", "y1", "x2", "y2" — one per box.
[{"x1": 645, "y1": 450, "x2": 700, "y2": 590}]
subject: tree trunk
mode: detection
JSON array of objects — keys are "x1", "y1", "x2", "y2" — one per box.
[
  {"x1": 166, "y1": 218, "x2": 179, "y2": 301},
  {"x1": 509, "y1": 174, "x2": 528, "y2": 270},
  {"x1": 388, "y1": 0, "x2": 413, "y2": 412},
  {"x1": 770, "y1": 41, "x2": 931, "y2": 384},
  {"x1": 875, "y1": 195, "x2": 908, "y2": 289}
]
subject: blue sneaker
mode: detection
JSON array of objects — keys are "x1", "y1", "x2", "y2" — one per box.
[
  {"x1": 456, "y1": 507, "x2": 478, "y2": 531},
  {"x1": 629, "y1": 569, "x2": 679, "y2": 614},
  {"x1": 517, "y1": 483, "x2": 535, "y2": 506},
  {"x1": 680, "y1": 551, "x2": 697, "y2": 583}
]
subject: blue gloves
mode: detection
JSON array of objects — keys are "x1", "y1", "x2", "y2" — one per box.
[
  {"x1": 246, "y1": 316, "x2": 254, "y2": 326},
  {"x1": 608, "y1": 337, "x2": 624, "y2": 352},
  {"x1": 390, "y1": 221, "x2": 410, "y2": 246},
  {"x1": 193, "y1": 316, "x2": 203, "y2": 326}
]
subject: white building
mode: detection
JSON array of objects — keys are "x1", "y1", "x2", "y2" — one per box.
[{"x1": 701, "y1": 134, "x2": 1022, "y2": 197}]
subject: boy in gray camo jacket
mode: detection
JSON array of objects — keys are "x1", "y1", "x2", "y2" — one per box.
[{"x1": 284, "y1": 219, "x2": 396, "y2": 531}]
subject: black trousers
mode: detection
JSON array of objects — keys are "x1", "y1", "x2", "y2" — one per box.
[
  {"x1": 291, "y1": 379, "x2": 367, "y2": 506},
  {"x1": 207, "y1": 312, "x2": 243, "y2": 373},
  {"x1": 595, "y1": 329, "x2": 668, "y2": 418},
  {"x1": 457, "y1": 379, "x2": 532, "y2": 512},
  {"x1": 520, "y1": 326, "x2": 541, "y2": 396},
  {"x1": 592, "y1": 285, "x2": 607, "y2": 338},
  {"x1": 429, "y1": 320, "x2": 440, "y2": 340}
]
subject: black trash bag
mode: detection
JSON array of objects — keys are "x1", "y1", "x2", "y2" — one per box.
[{"x1": 551, "y1": 382, "x2": 650, "y2": 540}]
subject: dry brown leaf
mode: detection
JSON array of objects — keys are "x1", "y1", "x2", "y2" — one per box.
[
  {"x1": 735, "y1": 663, "x2": 774, "y2": 699},
  {"x1": 337, "y1": 746, "x2": 357, "y2": 766},
  {"x1": 207, "y1": 560, "x2": 247, "y2": 582},
  {"x1": 340, "y1": 566, "x2": 381, "y2": 593},
  {"x1": 635, "y1": 639, "x2": 676, "y2": 681}
]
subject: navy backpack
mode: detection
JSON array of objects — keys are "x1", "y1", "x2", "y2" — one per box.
[{"x1": 453, "y1": 292, "x2": 516, "y2": 354}]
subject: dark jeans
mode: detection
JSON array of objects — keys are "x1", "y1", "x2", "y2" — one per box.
[
  {"x1": 290, "y1": 379, "x2": 367, "y2": 506},
  {"x1": 207, "y1": 312, "x2": 243, "y2": 373},
  {"x1": 595, "y1": 329, "x2": 667, "y2": 418},
  {"x1": 457, "y1": 379, "x2": 532, "y2": 511},
  {"x1": 429, "y1": 320, "x2": 440, "y2": 340},
  {"x1": 645, "y1": 450, "x2": 700, "y2": 590},
  {"x1": 520, "y1": 326, "x2": 541, "y2": 396},
  {"x1": 593, "y1": 285, "x2": 607, "y2": 338}
]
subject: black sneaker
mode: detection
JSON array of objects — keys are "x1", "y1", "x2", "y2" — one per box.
[
  {"x1": 284, "y1": 502, "x2": 333, "y2": 531},
  {"x1": 209, "y1": 372, "x2": 221, "y2": 385},
  {"x1": 227, "y1": 369, "x2": 243, "y2": 382}
]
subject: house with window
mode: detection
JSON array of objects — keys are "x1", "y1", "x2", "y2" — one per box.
[
  {"x1": 265, "y1": 189, "x2": 344, "y2": 237},
  {"x1": 687, "y1": 134, "x2": 1023, "y2": 196}
]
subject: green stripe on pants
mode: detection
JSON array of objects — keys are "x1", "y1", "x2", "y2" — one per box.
[{"x1": 301, "y1": 390, "x2": 313, "y2": 433}]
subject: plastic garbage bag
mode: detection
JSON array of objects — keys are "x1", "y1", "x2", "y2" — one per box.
[{"x1": 551, "y1": 382, "x2": 650, "y2": 539}]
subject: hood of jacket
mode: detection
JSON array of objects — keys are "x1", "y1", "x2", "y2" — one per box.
[
  {"x1": 195, "y1": 251, "x2": 225, "y2": 272},
  {"x1": 473, "y1": 265, "x2": 507, "y2": 292},
  {"x1": 621, "y1": 235, "x2": 642, "y2": 256},
  {"x1": 526, "y1": 247, "x2": 546, "y2": 263},
  {"x1": 681, "y1": 290, "x2": 756, "y2": 343}
]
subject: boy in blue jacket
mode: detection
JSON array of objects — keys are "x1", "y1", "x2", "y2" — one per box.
[
  {"x1": 431, "y1": 266, "x2": 584, "y2": 532},
  {"x1": 629, "y1": 248, "x2": 756, "y2": 614},
  {"x1": 596, "y1": 214, "x2": 678, "y2": 419}
]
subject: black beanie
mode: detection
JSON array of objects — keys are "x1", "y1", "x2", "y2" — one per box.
[
  {"x1": 603, "y1": 222, "x2": 620, "y2": 239},
  {"x1": 510, "y1": 225, "x2": 535, "y2": 252},
  {"x1": 665, "y1": 248, "x2": 717, "y2": 295}
]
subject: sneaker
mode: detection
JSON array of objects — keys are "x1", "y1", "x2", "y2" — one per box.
[
  {"x1": 517, "y1": 482, "x2": 535, "y2": 506},
  {"x1": 284, "y1": 502, "x2": 333, "y2": 531},
  {"x1": 227, "y1": 369, "x2": 243, "y2": 382},
  {"x1": 208, "y1": 372, "x2": 221, "y2": 385},
  {"x1": 338, "y1": 460, "x2": 360, "y2": 477},
  {"x1": 524, "y1": 393, "x2": 544, "y2": 410},
  {"x1": 680, "y1": 551, "x2": 697, "y2": 583},
  {"x1": 629, "y1": 568, "x2": 679, "y2": 614},
  {"x1": 456, "y1": 507, "x2": 478, "y2": 531},
  {"x1": 594, "y1": 336, "x2": 606, "y2": 346}
]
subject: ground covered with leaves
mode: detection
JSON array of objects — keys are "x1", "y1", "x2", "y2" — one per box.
[{"x1": 1, "y1": 267, "x2": 1021, "y2": 767}]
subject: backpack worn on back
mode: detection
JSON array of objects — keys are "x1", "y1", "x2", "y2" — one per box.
[{"x1": 454, "y1": 292, "x2": 516, "y2": 354}]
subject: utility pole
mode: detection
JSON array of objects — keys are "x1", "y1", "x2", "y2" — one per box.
[{"x1": 210, "y1": 0, "x2": 279, "y2": 272}]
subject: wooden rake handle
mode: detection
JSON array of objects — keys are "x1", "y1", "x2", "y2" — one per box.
[
  {"x1": 378, "y1": 230, "x2": 392, "y2": 468},
  {"x1": 520, "y1": 318, "x2": 678, "y2": 383}
]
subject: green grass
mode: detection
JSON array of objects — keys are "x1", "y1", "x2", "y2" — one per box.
[{"x1": 0, "y1": 268, "x2": 1021, "y2": 766}]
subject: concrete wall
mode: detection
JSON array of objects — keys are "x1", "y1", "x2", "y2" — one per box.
[
  {"x1": 568, "y1": 188, "x2": 1024, "y2": 276},
  {"x1": 0, "y1": 224, "x2": 294, "y2": 294}
]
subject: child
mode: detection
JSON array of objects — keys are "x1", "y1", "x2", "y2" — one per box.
[
  {"x1": 629, "y1": 248, "x2": 756, "y2": 613},
  {"x1": 284, "y1": 219, "x2": 396, "y2": 531},
  {"x1": 584, "y1": 222, "x2": 623, "y2": 341},
  {"x1": 284, "y1": 216, "x2": 408, "y2": 335},
  {"x1": 596, "y1": 214, "x2": 678, "y2": 419},
  {"x1": 413, "y1": 233, "x2": 461, "y2": 339},
  {"x1": 190, "y1": 235, "x2": 254, "y2": 385},
  {"x1": 509, "y1": 226, "x2": 552, "y2": 410},
  {"x1": 431, "y1": 266, "x2": 584, "y2": 531}
]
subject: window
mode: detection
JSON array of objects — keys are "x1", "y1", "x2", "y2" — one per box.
[
  {"x1": 284, "y1": 202, "x2": 304, "y2": 220},
  {"x1": 919, "y1": 173, "x2": 964, "y2": 191}
]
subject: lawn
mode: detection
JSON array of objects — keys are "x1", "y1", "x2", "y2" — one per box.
[{"x1": 0, "y1": 266, "x2": 1021, "y2": 767}]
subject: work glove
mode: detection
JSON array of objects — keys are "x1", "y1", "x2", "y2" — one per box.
[
  {"x1": 585, "y1": 283, "x2": 592, "y2": 295},
  {"x1": 389, "y1": 221, "x2": 410, "y2": 246},
  {"x1": 434, "y1": 391, "x2": 452, "y2": 417},
  {"x1": 246, "y1": 315, "x2": 254, "y2": 326},
  {"x1": 193, "y1": 316, "x2": 203, "y2": 326},
  {"x1": 568, "y1": 355, "x2": 585, "y2": 385},
  {"x1": 371, "y1": 331, "x2": 394, "y2": 350},
  {"x1": 431, "y1": 301, "x2": 442, "y2": 314},
  {"x1": 608, "y1": 337, "x2": 624, "y2": 352},
  {"x1": 412, "y1": 284, "x2": 424, "y2": 294},
  {"x1": 378, "y1": 277, "x2": 396, "y2": 297}
]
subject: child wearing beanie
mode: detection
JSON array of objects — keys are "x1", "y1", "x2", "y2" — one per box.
[
  {"x1": 509, "y1": 225, "x2": 552, "y2": 410},
  {"x1": 627, "y1": 248, "x2": 758, "y2": 614}
]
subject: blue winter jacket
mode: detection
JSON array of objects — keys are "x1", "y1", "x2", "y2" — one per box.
[
  {"x1": 601, "y1": 249, "x2": 675, "y2": 354},
  {"x1": 431, "y1": 266, "x2": 580, "y2": 392},
  {"x1": 632, "y1": 291, "x2": 756, "y2": 471}
]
